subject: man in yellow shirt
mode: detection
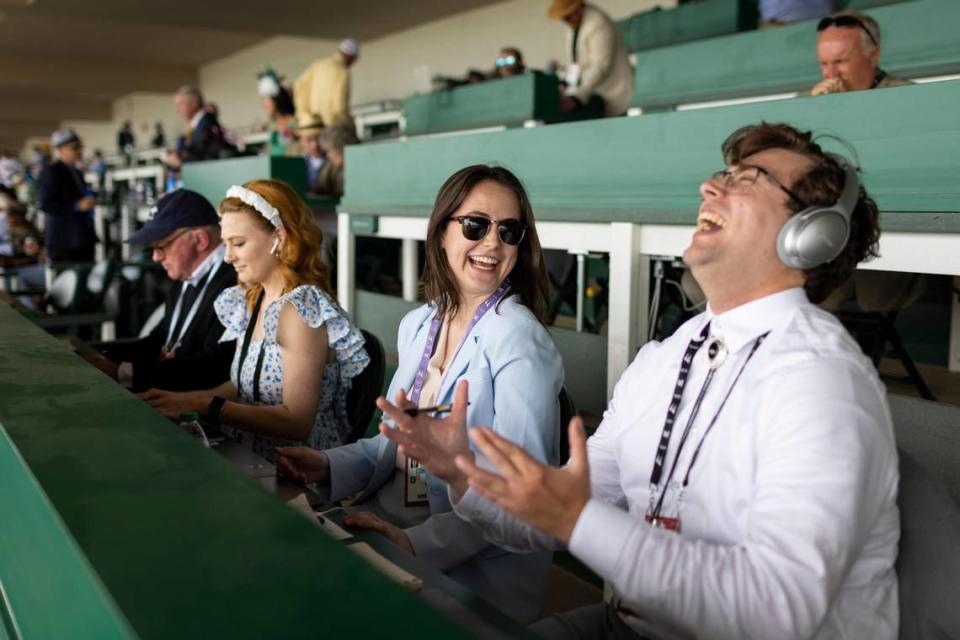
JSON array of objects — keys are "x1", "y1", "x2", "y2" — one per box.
[{"x1": 294, "y1": 38, "x2": 360, "y2": 130}]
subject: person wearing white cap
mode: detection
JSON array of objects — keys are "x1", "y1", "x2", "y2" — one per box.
[
  {"x1": 36, "y1": 128, "x2": 97, "y2": 262},
  {"x1": 293, "y1": 38, "x2": 360, "y2": 131}
]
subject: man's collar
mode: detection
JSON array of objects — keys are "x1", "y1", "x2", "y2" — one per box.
[
  {"x1": 189, "y1": 110, "x2": 205, "y2": 130},
  {"x1": 184, "y1": 242, "x2": 225, "y2": 287},
  {"x1": 704, "y1": 287, "x2": 808, "y2": 352}
]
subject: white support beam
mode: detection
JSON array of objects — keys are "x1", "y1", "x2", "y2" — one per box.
[{"x1": 607, "y1": 222, "x2": 647, "y2": 398}]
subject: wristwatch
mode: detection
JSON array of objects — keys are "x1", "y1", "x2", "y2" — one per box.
[{"x1": 208, "y1": 396, "x2": 227, "y2": 426}]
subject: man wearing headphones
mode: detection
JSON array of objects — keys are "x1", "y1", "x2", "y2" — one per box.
[{"x1": 377, "y1": 122, "x2": 899, "y2": 639}]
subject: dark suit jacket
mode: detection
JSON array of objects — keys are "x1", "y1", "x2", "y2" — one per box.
[
  {"x1": 101, "y1": 259, "x2": 238, "y2": 392},
  {"x1": 178, "y1": 112, "x2": 234, "y2": 163},
  {"x1": 36, "y1": 160, "x2": 97, "y2": 262}
]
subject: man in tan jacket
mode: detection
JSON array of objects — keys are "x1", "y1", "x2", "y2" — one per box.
[
  {"x1": 548, "y1": 0, "x2": 634, "y2": 118},
  {"x1": 294, "y1": 38, "x2": 360, "y2": 130}
]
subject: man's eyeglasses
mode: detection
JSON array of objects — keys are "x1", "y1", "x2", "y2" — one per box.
[
  {"x1": 816, "y1": 15, "x2": 878, "y2": 48},
  {"x1": 450, "y1": 215, "x2": 527, "y2": 246},
  {"x1": 151, "y1": 228, "x2": 190, "y2": 256},
  {"x1": 710, "y1": 165, "x2": 806, "y2": 208},
  {"x1": 495, "y1": 55, "x2": 518, "y2": 68}
]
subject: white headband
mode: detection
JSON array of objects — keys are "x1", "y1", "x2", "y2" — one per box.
[{"x1": 225, "y1": 185, "x2": 284, "y2": 228}]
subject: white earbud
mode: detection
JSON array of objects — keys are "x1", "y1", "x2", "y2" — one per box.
[{"x1": 270, "y1": 237, "x2": 280, "y2": 256}]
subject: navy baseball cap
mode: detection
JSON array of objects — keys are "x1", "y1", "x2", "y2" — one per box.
[{"x1": 126, "y1": 189, "x2": 219, "y2": 246}]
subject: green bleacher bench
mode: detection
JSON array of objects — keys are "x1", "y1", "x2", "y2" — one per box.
[
  {"x1": 617, "y1": 0, "x2": 758, "y2": 53},
  {"x1": 343, "y1": 79, "x2": 960, "y2": 222},
  {"x1": 182, "y1": 155, "x2": 310, "y2": 208},
  {"x1": 0, "y1": 301, "x2": 469, "y2": 639},
  {"x1": 403, "y1": 71, "x2": 566, "y2": 136},
  {"x1": 615, "y1": 0, "x2": 911, "y2": 54},
  {"x1": 630, "y1": 0, "x2": 959, "y2": 110}
]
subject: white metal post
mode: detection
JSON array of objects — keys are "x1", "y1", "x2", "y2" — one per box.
[
  {"x1": 401, "y1": 238, "x2": 418, "y2": 302},
  {"x1": 337, "y1": 212, "x2": 355, "y2": 314},
  {"x1": 606, "y1": 223, "x2": 647, "y2": 398}
]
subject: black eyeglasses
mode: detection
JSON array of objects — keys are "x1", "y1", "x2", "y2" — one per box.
[
  {"x1": 151, "y1": 228, "x2": 190, "y2": 256},
  {"x1": 450, "y1": 215, "x2": 527, "y2": 246},
  {"x1": 817, "y1": 15, "x2": 878, "y2": 48},
  {"x1": 710, "y1": 165, "x2": 806, "y2": 208}
]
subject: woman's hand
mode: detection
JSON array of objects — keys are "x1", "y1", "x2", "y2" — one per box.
[
  {"x1": 378, "y1": 380, "x2": 474, "y2": 495},
  {"x1": 137, "y1": 388, "x2": 203, "y2": 419},
  {"x1": 275, "y1": 446, "x2": 331, "y2": 485},
  {"x1": 343, "y1": 512, "x2": 414, "y2": 555}
]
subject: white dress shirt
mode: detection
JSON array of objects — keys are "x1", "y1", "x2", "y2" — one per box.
[{"x1": 456, "y1": 288, "x2": 899, "y2": 640}]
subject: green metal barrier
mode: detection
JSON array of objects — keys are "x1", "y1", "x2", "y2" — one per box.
[
  {"x1": 617, "y1": 0, "x2": 758, "y2": 53},
  {"x1": 0, "y1": 423, "x2": 135, "y2": 640},
  {"x1": 403, "y1": 71, "x2": 565, "y2": 136},
  {"x1": 342, "y1": 79, "x2": 960, "y2": 221},
  {"x1": 630, "y1": 0, "x2": 959, "y2": 109},
  {"x1": 0, "y1": 302, "x2": 468, "y2": 639},
  {"x1": 182, "y1": 156, "x2": 310, "y2": 208}
]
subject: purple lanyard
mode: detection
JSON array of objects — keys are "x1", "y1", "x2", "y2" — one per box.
[{"x1": 408, "y1": 279, "x2": 511, "y2": 405}]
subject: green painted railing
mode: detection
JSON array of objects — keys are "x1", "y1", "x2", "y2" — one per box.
[
  {"x1": 182, "y1": 155, "x2": 310, "y2": 209},
  {"x1": 403, "y1": 71, "x2": 565, "y2": 136},
  {"x1": 342, "y1": 79, "x2": 960, "y2": 223},
  {"x1": 617, "y1": 0, "x2": 757, "y2": 53},
  {"x1": 630, "y1": 0, "x2": 959, "y2": 109},
  {"x1": 0, "y1": 423, "x2": 135, "y2": 640},
  {"x1": 0, "y1": 302, "x2": 468, "y2": 639}
]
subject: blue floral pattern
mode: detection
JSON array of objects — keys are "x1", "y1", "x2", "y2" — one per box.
[{"x1": 214, "y1": 284, "x2": 369, "y2": 460}]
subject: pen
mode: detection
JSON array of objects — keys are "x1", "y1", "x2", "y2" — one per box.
[{"x1": 403, "y1": 402, "x2": 469, "y2": 417}]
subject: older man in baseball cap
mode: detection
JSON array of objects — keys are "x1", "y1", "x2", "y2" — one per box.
[
  {"x1": 293, "y1": 37, "x2": 361, "y2": 130},
  {"x1": 88, "y1": 189, "x2": 237, "y2": 392}
]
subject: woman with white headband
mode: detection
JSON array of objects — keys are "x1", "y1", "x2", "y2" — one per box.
[{"x1": 140, "y1": 179, "x2": 369, "y2": 459}]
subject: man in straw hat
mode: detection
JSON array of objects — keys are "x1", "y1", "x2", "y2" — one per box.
[{"x1": 547, "y1": 0, "x2": 634, "y2": 118}]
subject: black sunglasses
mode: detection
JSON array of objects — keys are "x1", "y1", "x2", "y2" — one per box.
[
  {"x1": 817, "y1": 15, "x2": 878, "y2": 48},
  {"x1": 450, "y1": 215, "x2": 527, "y2": 246}
]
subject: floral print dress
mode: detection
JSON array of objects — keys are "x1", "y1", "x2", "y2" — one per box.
[{"x1": 214, "y1": 284, "x2": 369, "y2": 460}]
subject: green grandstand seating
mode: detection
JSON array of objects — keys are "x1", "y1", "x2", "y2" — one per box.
[
  {"x1": 0, "y1": 302, "x2": 467, "y2": 638},
  {"x1": 342, "y1": 79, "x2": 960, "y2": 222},
  {"x1": 630, "y1": 0, "x2": 959, "y2": 109},
  {"x1": 182, "y1": 155, "x2": 311, "y2": 207},
  {"x1": 403, "y1": 71, "x2": 565, "y2": 136},
  {"x1": 617, "y1": 0, "x2": 758, "y2": 53}
]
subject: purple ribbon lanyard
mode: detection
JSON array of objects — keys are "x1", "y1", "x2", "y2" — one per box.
[{"x1": 407, "y1": 279, "x2": 511, "y2": 406}]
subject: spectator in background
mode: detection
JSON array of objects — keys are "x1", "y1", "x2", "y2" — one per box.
[
  {"x1": 294, "y1": 38, "x2": 359, "y2": 130},
  {"x1": 0, "y1": 190, "x2": 45, "y2": 308},
  {"x1": 759, "y1": 0, "x2": 834, "y2": 28},
  {"x1": 299, "y1": 120, "x2": 327, "y2": 196},
  {"x1": 494, "y1": 47, "x2": 526, "y2": 78},
  {"x1": 810, "y1": 11, "x2": 911, "y2": 95},
  {"x1": 258, "y1": 67, "x2": 298, "y2": 156},
  {"x1": 36, "y1": 128, "x2": 97, "y2": 263},
  {"x1": 313, "y1": 123, "x2": 358, "y2": 200},
  {"x1": 548, "y1": 0, "x2": 634, "y2": 118},
  {"x1": 170, "y1": 85, "x2": 234, "y2": 166},
  {"x1": 808, "y1": 11, "x2": 921, "y2": 317},
  {"x1": 117, "y1": 120, "x2": 136, "y2": 155},
  {"x1": 151, "y1": 122, "x2": 166, "y2": 149}
]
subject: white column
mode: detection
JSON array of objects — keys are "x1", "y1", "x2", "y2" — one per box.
[
  {"x1": 606, "y1": 223, "x2": 647, "y2": 398},
  {"x1": 337, "y1": 212, "x2": 355, "y2": 314},
  {"x1": 950, "y1": 275, "x2": 960, "y2": 372},
  {"x1": 401, "y1": 238, "x2": 418, "y2": 302}
]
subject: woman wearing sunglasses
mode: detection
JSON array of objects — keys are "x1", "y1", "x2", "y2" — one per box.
[{"x1": 277, "y1": 165, "x2": 563, "y2": 623}]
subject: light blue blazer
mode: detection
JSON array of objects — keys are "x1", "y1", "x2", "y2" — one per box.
[{"x1": 325, "y1": 295, "x2": 563, "y2": 623}]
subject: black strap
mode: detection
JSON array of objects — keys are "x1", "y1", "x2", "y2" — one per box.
[
  {"x1": 871, "y1": 69, "x2": 888, "y2": 89},
  {"x1": 647, "y1": 324, "x2": 770, "y2": 522},
  {"x1": 649, "y1": 322, "x2": 711, "y2": 488},
  {"x1": 235, "y1": 291, "x2": 267, "y2": 403}
]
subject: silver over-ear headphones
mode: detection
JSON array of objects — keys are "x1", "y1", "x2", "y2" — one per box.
[{"x1": 776, "y1": 152, "x2": 860, "y2": 270}]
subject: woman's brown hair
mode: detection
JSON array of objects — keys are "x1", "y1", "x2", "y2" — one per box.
[
  {"x1": 421, "y1": 165, "x2": 550, "y2": 323},
  {"x1": 218, "y1": 179, "x2": 331, "y2": 310}
]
